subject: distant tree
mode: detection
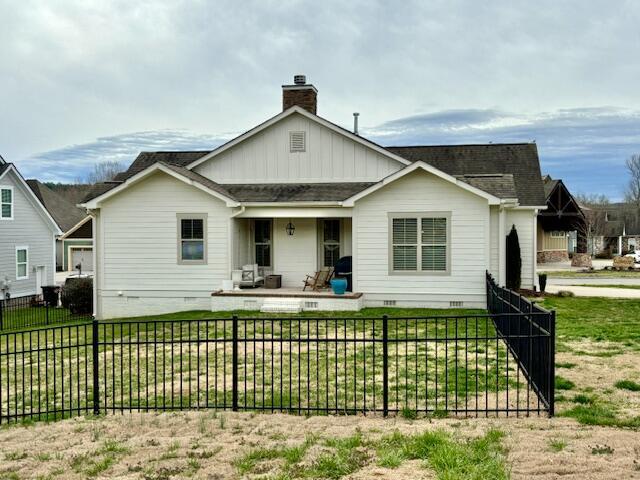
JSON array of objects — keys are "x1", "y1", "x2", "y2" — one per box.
[
  {"x1": 81, "y1": 160, "x2": 125, "y2": 184},
  {"x1": 505, "y1": 225, "x2": 521, "y2": 291},
  {"x1": 625, "y1": 154, "x2": 640, "y2": 214},
  {"x1": 574, "y1": 193, "x2": 610, "y2": 255}
]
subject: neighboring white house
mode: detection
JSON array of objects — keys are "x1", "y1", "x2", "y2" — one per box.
[
  {"x1": 81, "y1": 76, "x2": 546, "y2": 319},
  {"x1": 0, "y1": 158, "x2": 61, "y2": 299}
]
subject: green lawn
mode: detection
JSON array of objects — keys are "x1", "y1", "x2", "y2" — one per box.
[
  {"x1": 0, "y1": 305, "x2": 87, "y2": 331},
  {"x1": 538, "y1": 296, "x2": 640, "y2": 348}
]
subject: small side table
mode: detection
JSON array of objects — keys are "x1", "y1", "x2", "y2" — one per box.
[{"x1": 264, "y1": 274, "x2": 282, "y2": 289}]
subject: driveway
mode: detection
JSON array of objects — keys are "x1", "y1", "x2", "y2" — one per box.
[{"x1": 545, "y1": 284, "x2": 640, "y2": 298}]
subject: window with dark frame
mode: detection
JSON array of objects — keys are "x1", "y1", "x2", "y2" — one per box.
[
  {"x1": 322, "y1": 219, "x2": 340, "y2": 267},
  {"x1": 254, "y1": 219, "x2": 272, "y2": 267},
  {"x1": 180, "y1": 218, "x2": 205, "y2": 262},
  {"x1": 1, "y1": 188, "x2": 12, "y2": 219}
]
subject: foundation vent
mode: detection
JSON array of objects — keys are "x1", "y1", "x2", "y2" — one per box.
[
  {"x1": 383, "y1": 300, "x2": 397, "y2": 306},
  {"x1": 304, "y1": 301, "x2": 319, "y2": 310},
  {"x1": 449, "y1": 301, "x2": 464, "y2": 308}
]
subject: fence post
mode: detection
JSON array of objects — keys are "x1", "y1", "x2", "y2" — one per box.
[
  {"x1": 45, "y1": 303, "x2": 49, "y2": 325},
  {"x1": 92, "y1": 318, "x2": 100, "y2": 416},
  {"x1": 548, "y1": 310, "x2": 556, "y2": 417},
  {"x1": 0, "y1": 299, "x2": 3, "y2": 330},
  {"x1": 382, "y1": 314, "x2": 389, "y2": 417},
  {"x1": 232, "y1": 315, "x2": 238, "y2": 412}
]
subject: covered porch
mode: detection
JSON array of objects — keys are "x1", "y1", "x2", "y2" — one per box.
[{"x1": 215, "y1": 206, "x2": 358, "y2": 312}]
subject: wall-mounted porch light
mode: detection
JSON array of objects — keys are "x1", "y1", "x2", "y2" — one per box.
[{"x1": 286, "y1": 220, "x2": 296, "y2": 236}]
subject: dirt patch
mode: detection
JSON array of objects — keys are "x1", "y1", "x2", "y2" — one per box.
[{"x1": 0, "y1": 412, "x2": 639, "y2": 479}]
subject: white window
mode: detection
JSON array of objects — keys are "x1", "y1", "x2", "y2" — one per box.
[
  {"x1": 1, "y1": 187, "x2": 13, "y2": 220},
  {"x1": 16, "y1": 247, "x2": 28, "y2": 280},
  {"x1": 550, "y1": 231, "x2": 565, "y2": 238},
  {"x1": 389, "y1": 214, "x2": 450, "y2": 274},
  {"x1": 322, "y1": 219, "x2": 341, "y2": 267},
  {"x1": 254, "y1": 219, "x2": 272, "y2": 267},
  {"x1": 289, "y1": 131, "x2": 306, "y2": 152},
  {"x1": 177, "y1": 214, "x2": 207, "y2": 264}
]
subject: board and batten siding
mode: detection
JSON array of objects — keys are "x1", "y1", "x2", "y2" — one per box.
[
  {"x1": 273, "y1": 218, "x2": 317, "y2": 287},
  {"x1": 96, "y1": 172, "x2": 231, "y2": 318},
  {"x1": 0, "y1": 170, "x2": 55, "y2": 298},
  {"x1": 353, "y1": 169, "x2": 491, "y2": 308},
  {"x1": 193, "y1": 113, "x2": 403, "y2": 184}
]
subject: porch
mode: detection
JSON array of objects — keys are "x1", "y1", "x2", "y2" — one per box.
[{"x1": 211, "y1": 287, "x2": 364, "y2": 312}]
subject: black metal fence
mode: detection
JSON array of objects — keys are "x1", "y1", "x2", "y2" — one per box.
[
  {"x1": 0, "y1": 294, "x2": 92, "y2": 331},
  {"x1": 486, "y1": 272, "x2": 555, "y2": 415},
  {"x1": 0, "y1": 290, "x2": 555, "y2": 423}
]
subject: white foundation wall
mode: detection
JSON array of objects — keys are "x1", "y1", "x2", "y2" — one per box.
[
  {"x1": 505, "y1": 209, "x2": 536, "y2": 289},
  {"x1": 353, "y1": 169, "x2": 491, "y2": 309},
  {"x1": 95, "y1": 172, "x2": 232, "y2": 319}
]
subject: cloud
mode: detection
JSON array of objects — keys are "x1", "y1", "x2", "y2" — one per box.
[{"x1": 17, "y1": 130, "x2": 231, "y2": 183}]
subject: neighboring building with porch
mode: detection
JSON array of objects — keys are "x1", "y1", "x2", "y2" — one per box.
[
  {"x1": 27, "y1": 180, "x2": 94, "y2": 272},
  {"x1": 0, "y1": 158, "x2": 61, "y2": 299},
  {"x1": 81, "y1": 76, "x2": 546, "y2": 319},
  {"x1": 589, "y1": 203, "x2": 640, "y2": 255},
  {"x1": 536, "y1": 175, "x2": 585, "y2": 263}
]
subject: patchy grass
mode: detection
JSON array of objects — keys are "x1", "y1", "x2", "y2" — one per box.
[
  {"x1": 548, "y1": 438, "x2": 568, "y2": 452},
  {"x1": 561, "y1": 400, "x2": 640, "y2": 429},
  {"x1": 614, "y1": 380, "x2": 640, "y2": 392},
  {"x1": 556, "y1": 361, "x2": 577, "y2": 369},
  {"x1": 555, "y1": 376, "x2": 575, "y2": 391},
  {"x1": 234, "y1": 428, "x2": 509, "y2": 479}
]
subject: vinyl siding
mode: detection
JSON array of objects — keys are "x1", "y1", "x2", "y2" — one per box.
[
  {"x1": 0, "y1": 170, "x2": 55, "y2": 297},
  {"x1": 506, "y1": 209, "x2": 535, "y2": 289},
  {"x1": 489, "y1": 205, "x2": 499, "y2": 276},
  {"x1": 353, "y1": 169, "x2": 490, "y2": 307},
  {"x1": 193, "y1": 113, "x2": 403, "y2": 183},
  {"x1": 96, "y1": 171, "x2": 231, "y2": 318}
]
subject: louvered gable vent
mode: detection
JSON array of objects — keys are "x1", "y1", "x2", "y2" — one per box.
[{"x1": 289, "y1": 131, "x2": 306, "y2": 152}]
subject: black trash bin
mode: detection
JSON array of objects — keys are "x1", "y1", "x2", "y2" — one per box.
[
  {"x1": 334, "y1": 256, "x2": 352, "y2": 292},
  {"x1": 41, "y1": 285, "x2": 60, "y2": 306}
]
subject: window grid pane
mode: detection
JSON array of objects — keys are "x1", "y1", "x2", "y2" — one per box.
[
  {"x1": 422, "y1": 245, "x2": 446, "y2": 271},
  {"x1": 181, "y1": 219, "x2": 203, "y2": 240},
  {"x1": 393, "y1": 245, "x2": 417, "y2": 270},
  {"x1": 181, "y1": 241, "x2": 204, "y2": 260},
  {"x1": 1, "y1": 189, "x2": 11, "y2": 203},
  {"x1": 324, "y1": 244, "x2": 340, "y2": 268},
  {"x1": 392, "y1": 218, "x2": 417, "y2": 244},
  {"x1": 2, "y1": 204, "x2": 11, "y2": 218},
  {"x1": 17, "y1": 249, "x2": 27, "y2": 263},
  {"x1": 255, "y1": 245, "x2": 270, "y2": 268},
  {"x1": 422, "y1": 218, "x2": 447, "y2": 244}
]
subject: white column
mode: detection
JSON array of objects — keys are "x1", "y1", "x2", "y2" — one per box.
[
  {"x1": 498, "y1": 207, "x2": 506, "y2": 285},
  {"x1": 532, "y1": 210, "x2": 539, "y2": 290},
  {"x1": 618, "y1": 235, "x2": 623, "y2": 255},
  {"x1": 91, "y1": 210, "x2": 98, "y2": 318}
]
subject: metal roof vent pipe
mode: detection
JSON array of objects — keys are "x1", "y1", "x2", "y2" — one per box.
[{"x1": 353, "y1": 112, "x2": 360, "y2": 135}]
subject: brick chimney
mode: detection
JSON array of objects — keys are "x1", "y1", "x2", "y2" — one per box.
[{"x1": 282, "y1": 75, "x2": 317, "y2": 114}]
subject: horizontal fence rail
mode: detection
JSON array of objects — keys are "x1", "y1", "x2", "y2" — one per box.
[
  {"x1": 0, "y1": 294, "x2": 92, "y2": 331},
  {"x1": 1, "y1": 307, "x2": 554, "y2": 423}
]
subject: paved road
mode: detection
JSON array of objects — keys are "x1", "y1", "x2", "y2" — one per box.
[{"x1": 545, "y1": 284, "x2": 640, "y2": 298}]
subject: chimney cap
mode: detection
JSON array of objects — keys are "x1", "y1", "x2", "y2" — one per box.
[{"x1": 293, "y1": 74, "x2": 306, "y2": 85}]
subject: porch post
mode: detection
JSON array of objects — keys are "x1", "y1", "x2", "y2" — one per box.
[{"x1": 498, "y1": 207, "x2": 506, "y2": 286}]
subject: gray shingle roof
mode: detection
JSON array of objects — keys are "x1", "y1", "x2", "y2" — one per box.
[
  {"x1": 122, "y1": 151, "x2": 210, "y2": 180},
  {"x1": 26, "y1": 180, "x2": 87, "y2": 232},
  {"x1": 454, "y1": 174, "x2": 517, "y2": 200},
  {"x1": 221, "y1": 183, "x2": 376, "y2": 202},
  {"x1": 542, "y1": 175, "x2": 559, "y2": 199},
  {"x1": 386, "y1": 143, "x2": 545, "y2": 206}
]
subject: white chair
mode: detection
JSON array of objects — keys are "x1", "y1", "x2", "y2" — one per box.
[{"x1": 232, "y1": 264, "x2": 264, "y2": 288}]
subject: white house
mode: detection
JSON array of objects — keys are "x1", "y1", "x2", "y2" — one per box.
[
  {"x1": 0, "y1": 158, "x2": 61, "y2": 299},
  {"x1": 81, "y1": 76, "x2": 546, "y2": 319}
]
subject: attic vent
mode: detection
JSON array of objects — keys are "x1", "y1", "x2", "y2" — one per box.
[
  {"x1": 383, "y1": 300, "x2": 396, "y2": 306},
  {"x1": 289, "y1": 131, "x2": 306, "y2": 152},
  {"x1": 449, "y1": 301, "x2": 464, "y2": 308}
]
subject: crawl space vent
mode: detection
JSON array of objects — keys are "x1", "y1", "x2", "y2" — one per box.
[
  {"x1": 449, "y1": 301, "x2": 464, "y2": 308},
  {"x1": 304, "y1": 301, "x2": 319, "y2": 310},
  {"x1": 289, "y1": 131, "x2": 306, "y2": 152},
  {"x1": 383, "y1": 300, "x2": 396, "y2": 306}
]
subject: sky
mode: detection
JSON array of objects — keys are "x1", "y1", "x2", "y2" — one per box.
[{"x1": 1, "y1": 0, "x2": 639, "y2": 199}]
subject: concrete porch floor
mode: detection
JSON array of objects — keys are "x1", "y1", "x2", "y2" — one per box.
[
  {"x1": 211, "y1": 287, "x2": 363, "y2": 311},
  {"x1": 212, "y1": 287, "x2": 362, "y2": 299}
]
